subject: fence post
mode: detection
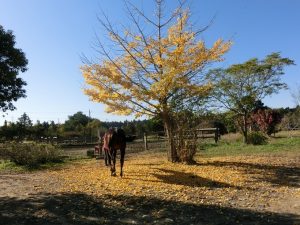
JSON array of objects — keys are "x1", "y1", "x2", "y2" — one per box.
[
  {"x1": 214, "y1": 128, "x2": 219, "y2": 143},
  {"x1": 144, "y1": 132, "x2": 148, "y2": 150}
]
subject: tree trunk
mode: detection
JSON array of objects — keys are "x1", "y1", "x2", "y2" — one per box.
[
  {"x1": 242, "y1": 113, "x2": 248, "y2": 144},
  {"x1": 162, "y1": 112, "x2": 179, "y2": 162}
]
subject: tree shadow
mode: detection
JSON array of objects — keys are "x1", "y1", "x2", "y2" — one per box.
[
  {"x1": 151, "y1": 168, "x2": 234, "y2": 188},
  {"x1": 0, "y1": 192, "x2": 298, "y2": 225},
  {"x1": 197, "y1": 161, "x2": 300, "y2": 187},
  {"x1": 131, "y1": 163, "x2": 164, "y2": 166}
]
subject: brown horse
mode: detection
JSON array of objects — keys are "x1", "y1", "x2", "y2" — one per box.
[{"x1": 103, "y1": 128, "x2": 126, "y2": 177}]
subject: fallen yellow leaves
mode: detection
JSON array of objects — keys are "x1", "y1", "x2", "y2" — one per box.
[{"x1": 44, "y1": 152, "x2": 299, "y2": 212}]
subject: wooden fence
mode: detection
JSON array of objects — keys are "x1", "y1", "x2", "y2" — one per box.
[
  {"x1": 133, "y1": 128, "x2": 220, "y2": 151},
  {"x1": 34, "y1": 128, "x2": 220, "y2": 157},
  {"x1": 194, "y1": 128, "x2": 220, "y2": 143}
]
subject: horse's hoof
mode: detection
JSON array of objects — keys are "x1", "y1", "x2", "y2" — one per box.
[
  {"x1": 120, "y1": 172, "x2": 123, "y2": 177},
  {"x1": 111, "y1": 172, "x2": 117, "y2": 176}
]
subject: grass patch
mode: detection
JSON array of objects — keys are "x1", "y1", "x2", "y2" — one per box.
[
  {"x1": 0, "y1": 152, "x2": 95, "y2": 174},
  {"x1": 0, "y1": 155, "x2": 95, "y2": 173},
  {"x1": 0, "y1": 160, "x2": 24, "y2": 172},
  {"x1": 0, "y1": 159, "x2": 68, "y2": 173},
  {"x1": 0, "y1": 142, "x2": 93, "y2": 172},
  {"x1": 199, "y1": 133, "x2": 300, "y2": 158}
]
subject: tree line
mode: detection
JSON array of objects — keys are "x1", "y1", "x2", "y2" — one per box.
[
  {"x1": 1, "y1": 105, "x2": 299, "y2": 142},
  {"x1": 0, "y1": 111, "x2": 164, "y2": 142}
]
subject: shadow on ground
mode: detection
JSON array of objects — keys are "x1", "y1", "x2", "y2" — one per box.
[
  {"x1": 124, "y1": 169, "x2": 236, "y2": 188},
  {"x1": 0, "y1": 192, "x2": 298, "y2": 225},
  {"x1": 197, "y1": 161, "x2": 300, "y2": 188},
  {"x1": 152, "y1": 168, "x2": 234, "y2": 188}
]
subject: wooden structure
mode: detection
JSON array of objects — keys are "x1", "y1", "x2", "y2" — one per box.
[
  {"x1": 94, "y1": 144, "x2": 102, "y2": 159},
  {"x1": 194, "y1": 128, "x2": 220, "y2": 143},
  {"x1": 142, "y1": 128, "x2": 220, "y2": 150}
]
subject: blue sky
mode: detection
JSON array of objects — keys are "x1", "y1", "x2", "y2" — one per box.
[{"x1": 0, "y1": 0, "x2": 299, "y2": 125}]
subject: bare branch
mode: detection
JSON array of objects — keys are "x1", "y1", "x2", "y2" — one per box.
[
  {"x1": 124, "y1": 0, "x2": 160, "y2": 79},
  {"x1": 126, "y1": 0, "x2": 158, "y2": 27}
]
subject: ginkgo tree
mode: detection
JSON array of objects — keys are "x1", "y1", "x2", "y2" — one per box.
[{"x1": 81, "y1": 0, "x2": 231, "y2": 162}]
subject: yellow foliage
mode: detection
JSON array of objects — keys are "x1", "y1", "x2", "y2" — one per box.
[{"x1": 81, "y1": 9, "x2": 231, "y2": 117}]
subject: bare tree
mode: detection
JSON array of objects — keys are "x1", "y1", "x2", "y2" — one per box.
[{"x1": 291, "y1": 84, "x2": 300, "y2": 106}]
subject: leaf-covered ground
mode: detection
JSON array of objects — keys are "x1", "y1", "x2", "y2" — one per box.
[{"x1": 1, "y1": 151, "x2": 299, "y2": 224}]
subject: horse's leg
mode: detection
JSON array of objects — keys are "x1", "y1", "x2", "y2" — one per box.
[
  {"x1": 108, "y1": 151, "x2": 111, "y2": 166},
  {"x1": 120, "y1": 147, "x2": 125, "y2": 177},
  {"x1": 110, "y1": 149, "x2": 117, "y2": 176},
  {"x1": 104, "y1": 150, "x2": 108, "y2": 166},
  {"x1": 109, "y1": 149, "x2": 114, "y2": 175}
]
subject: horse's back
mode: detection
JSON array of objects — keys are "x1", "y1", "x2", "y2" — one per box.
[
  {"x1": 117, "y1": 128, "x2": 126, "y2": 142},
  {"x1": 117, "y1": 128, "x2": 126, "y2": 148},
  {"x1": 110, "y1": 128, "x2": 126, "y2": 150}
]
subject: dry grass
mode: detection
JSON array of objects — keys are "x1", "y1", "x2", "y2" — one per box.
[
  {"x1": 221, "y1": 133, "x2": 243, "y2": 142},
  {"x1": 275, "y1": 130, "x2": 300, "y2": 138}
]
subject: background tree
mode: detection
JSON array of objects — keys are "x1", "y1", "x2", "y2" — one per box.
[
  {"x1": 207, "y1": 53, "x2": 294, "y2": 143},
  {"x1": 16, "y1": 113, "x2": 32, "y2": 139},
  {"x1": 122, "y1": 120, "x2": 137, "y2": 135},
  {"x1": 31, "y1": 120, "x2": 46, "y2": 139},
  {"x1": 291, "y1": 84, "x2": 300, "y2": 106},
  {"x1": 0, "y1": 25, "x2": 28, "y2": 112},
  {"x1": 145, "y1": 117, "x2": 164, "y2": 134},
  {"x1": 63, "y1": 111, "x2": 90, "y2": 132},
  {"x1": 81, "y1": 0, "x2": 231, "y2": 162},
  {"x1": 47, "y1": 121, "x2": 59, "y2": 137},
  {"x1": 251, "y1": 108, "x2": 282, "y2": 135},
  {"x1": 0, "y1": 120, "x2": 18, "y2": 141},
  {"x1": 86, "y1": 119, "x2": 102, "y2": 142},
  {"x1": 280, "y1": 106, "x2": 300, "y2": 130}
]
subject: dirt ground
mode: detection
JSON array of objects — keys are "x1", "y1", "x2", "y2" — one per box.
[{"x1": 0, "y1": 152, "x2": 299, "y2": 225}]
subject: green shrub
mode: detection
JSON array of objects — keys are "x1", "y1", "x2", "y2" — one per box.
[
  {"x1": 2, "y1": 142, "x2": 63, "y2": 167},
  {"x1": 86, "y1": 149, "x2": 94, "y2": 158},
  {"x1": 247, "y1": 132, "x2": 268, "y2": 145}
]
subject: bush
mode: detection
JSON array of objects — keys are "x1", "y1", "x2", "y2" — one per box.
[
  {"x1": 251, "y1": 109, "x2": 282, "y2": 135},
  {"x1": 2, "y1": 142, "x2": 63, "y2": 167},
  {"x1": 247, "y1": 132, "x2": 268, "y2": 145},
  {"x1": 86, "y1": 149, "x2": 94, "y2": 158}
]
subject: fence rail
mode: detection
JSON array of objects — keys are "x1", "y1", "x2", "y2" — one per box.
[{"x1": 0, "y1": 128, "x2": 219, "y2": 158}]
